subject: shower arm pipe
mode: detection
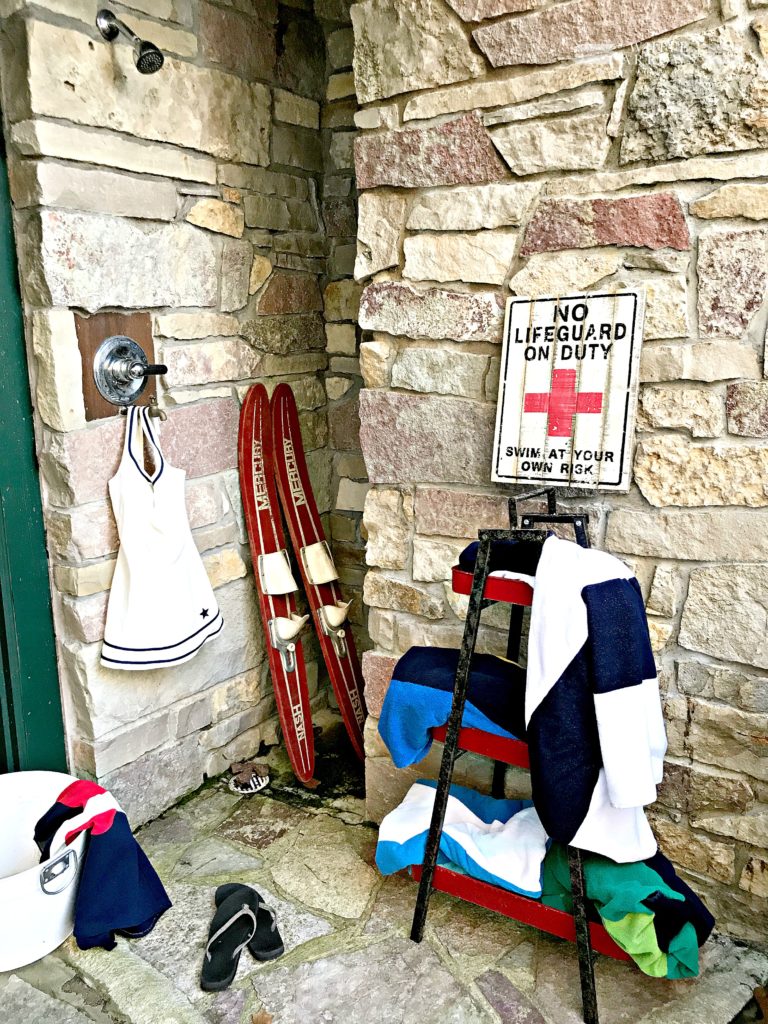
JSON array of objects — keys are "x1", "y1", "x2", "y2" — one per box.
[{"x1": 96, "y1": 9, "x2": 139, "y2": 45}]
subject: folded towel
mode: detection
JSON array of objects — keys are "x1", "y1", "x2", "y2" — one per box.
[{"x1": 35, "y1": 779, "x2": 171, "y2": 951}]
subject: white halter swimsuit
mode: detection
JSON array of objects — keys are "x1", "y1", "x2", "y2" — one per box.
[{"x1": 101, "y1": 406, "x2": 223, "y2": 670}]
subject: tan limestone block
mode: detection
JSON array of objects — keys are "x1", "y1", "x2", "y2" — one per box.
[
  {"x1": 483, "y1": 84, "x2": 606, "y2": 126},
  {"x1": 363, "y1": 570, "x2": 445, "y2": 620},
  {"x1": 185, "y1": 198, "x2": 244, "y2": 238},
  {"x1": 324, "y1": 279, "x2": 363, "y2": 322},
  {"x1": 359, "y1": 338, "x2": 396, "y2": 388},
  {"x1": 680, "y1": 565, "x2": 768, "y2": 669},
  {"x1": 690, "y1": 810, "x2": 768, "y2": 845},
  {"x1": 677, "y1": 659, "x2": 768, "y2": 715},
  {"x1": 509, "y1": 251, "x2": 621, "y2": 297},
  {"x1": 647, "y1": 619, "x2": 674, "y2": 654},
  {"x1": 407, "y1": 182, "x2": 538, "y2": 233},
  {"x1": 691, "y1": 182, "x2": 768, "y2": 220},
  {"x1": 162, "y1": 338, "x2": 258, "y2": 386},
  {"x1": 203, "y1": 548, "x2": 247, "y2": 589},
  {"x1": 359, "y1": 282, "x2": 505, "y2": 343},
  {"x1": 329, "y1": 132, "x2": 355, "y2": 172},
  {"x1": 326, "y1": 323, "x2": 357, "y2": 356},
  {"x1": 326, "y1": 377, "x2": 353, "y2": 402},
  {"x1": 220, "y1": 238, "x2": 252, "y2": 313},
  {"x1": 404, "y1": 53, "x2": 624, "y2": 122},
  {"x1": 640, "y1": 276, "x2": 689, "y2": 340},
  {"x1": 351, "y1": 0, "x2": 485, "y2": 104},
  {"x1": 60, "y1": 591, "x2": 108, "y2": 645},
  {"x1": 621, "y1": 28, "x2": 768, "y2": 165},
  {"x1": 31, "y1": 309, "x2": 86, "y2": 432},
  {"x1": 646, "y1": 565, "x2": 678, "y2": 618},
  {"x1": 740, "y1": 857, "x2": 768, "y2": 897},
  {"x1": 167, "y1": 387, "x2": 234, "y2": 406},
  {"x1": 635, "y1": 437, "x2": 768, "y2": 507},
  {"x1": 548, "y1": 150, "x2": 768, "y2": 198},
  {"x1": 11, "y1": 161, "x2": 178, "y2": 220},
  {"x1": 444, "y1": 586, "x2": 511, "y2": 632},
  {"x1": 364, "y1": 488, "x2": 410, "y2": 570},
  {"x1": 652, "y1": 816, "x2": 735, "y2": 884},
  {"x1": 489, "y1": 110, "x2": 611, "y2": 177},
  {"x1": 329, "y1": 354, "x2": 359, "y2": 374},
  {"x1": 415, "y1": 487, "x2": 508, "y2": 538},
  {"x1": 336, "y1": 479, "x2": 370, "y2": 512},
  {"x1": 413, "y1": 536, "x2": 467, "y2": 583},
  {"x1": 391, "y1": 346, "x2": 489, "y2": 401},
  {"x1": 327, "y1": 72, "x2": 356, "y2": 101},
  {"x1": 23, "y1": 20, "x2": 270, "y2": 165},
  {"x1": 640, "y1": 341, "x2": 760, "y2": 383},
  {"x1": 404, "y1": 230, "x2": 517, "y2": 287},
  {"x1": 353, "y1": 105, "x2": 398, "y2": 130},
  {"x1": 637, "y1": 385, "x2": 725, "y2": 438},
  {"x1": 273, "y1": 89, "x2": 320, "y2": 129},
  {"x1": 11, "y1": 120, "x2": 216, "y2": 184},
  {"x1": 355, "y1": 191, "x2": 408, "y2": 281},
  {"x1": 54, "y1": 559, "x2": 116, "y2": 597},
  {"x1": 154, "y1": 312, "x2": 240, "y2": 340}
]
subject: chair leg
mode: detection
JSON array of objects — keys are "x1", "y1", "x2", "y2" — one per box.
[
  {"x1": 491, "y1": 760, "x2": 506, "y2": 799},
  {"x1": 410, "y1": 535, "x2": 494, "y2": 944},
  {"x1": 567, "y1": 846, "x2": 599, "y2": 1024}
]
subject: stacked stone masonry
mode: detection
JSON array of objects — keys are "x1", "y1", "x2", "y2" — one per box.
[
  {"x1": 352, "y1": 0, "x2": 768, "y2": 946},
  {"x1": 0, "y1": 0, "x2": 368, "y2": 827}
]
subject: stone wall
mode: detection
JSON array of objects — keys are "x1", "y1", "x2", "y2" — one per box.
[
  {"x1": 352, "y1": 0, "x2": 768, "y2": 945},
  {"x1": 317, "y1": 1, "x2": 369, "y2": 659},
  {"x1": 0, "y1": 0, "x2": 347, "y2": 825}
]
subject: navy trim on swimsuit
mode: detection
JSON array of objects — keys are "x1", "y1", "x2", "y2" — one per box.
[
  {"x1": 103, "y1": 609, "x2": 221, "y2": 652},
  {"x1": 101, "y1": 617, "x2": 224, "y2": 665},
  {"x1": 141, "y1": 408, "x2": 165, "y2": 483},
  {"x1": 127, "y1": 407, "x2": 164, "y2": 485}
]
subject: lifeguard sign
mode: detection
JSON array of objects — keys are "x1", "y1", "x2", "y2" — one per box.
[{"x1": 491, "y1": 290, "x2": 645, "y2": 490}]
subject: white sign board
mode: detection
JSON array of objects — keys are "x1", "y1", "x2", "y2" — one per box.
[{"x1": 491, "y1": 290, "x2": 645, "y2": 490}]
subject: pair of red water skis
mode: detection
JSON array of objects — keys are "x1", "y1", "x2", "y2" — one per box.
[{"x1": 238, "y1": 383, "x2": 366, "y2": 786}]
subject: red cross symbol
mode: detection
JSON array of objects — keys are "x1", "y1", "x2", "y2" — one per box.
[{"x1": 524, "y1": 369, "x2": 603, "y2": 438}]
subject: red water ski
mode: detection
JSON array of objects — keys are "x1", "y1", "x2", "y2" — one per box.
[
  {"x1": 271, "y1": 383, "x2": 366, "y2": 760},
  {"x1": 238, "y1": 384, "x2": 316, "y2": 784}
]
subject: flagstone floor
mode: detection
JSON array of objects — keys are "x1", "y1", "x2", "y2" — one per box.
[{"x1": 2, "y1": 719, "x2": 767, "y2": 1024}]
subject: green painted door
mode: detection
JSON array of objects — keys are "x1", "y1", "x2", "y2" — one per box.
[{"x1": 0, "y1": 145, "x2": 66, "y2": 773}]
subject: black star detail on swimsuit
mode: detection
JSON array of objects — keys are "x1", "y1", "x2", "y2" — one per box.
[{"x1": 200, "y1": 608, "x2": 209, "y2": 619}]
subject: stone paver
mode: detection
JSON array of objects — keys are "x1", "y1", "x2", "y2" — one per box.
[
  {"x1": 250, "y1": 936, "x2": 492, "y2": 1024},
  {"x1": 2, "y1": 975, "x2": 94, "y2": 1024},
  {"x1": 1, "y1": 772, "x2": 765, "y2": 1024},
  {"x1": 172, "y1": 838, "x2": 264, "y2": 881},
  {"x1": 131, "y1": 882, "x2": 332, "y2": 1002},
  {"x1": 476, "y1": 970, "x2": 546, "y2": 1024}
]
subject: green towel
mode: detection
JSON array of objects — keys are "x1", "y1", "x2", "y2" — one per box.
[{"x1": 541, "y1": 844, "x2": 700, "y2": 980}]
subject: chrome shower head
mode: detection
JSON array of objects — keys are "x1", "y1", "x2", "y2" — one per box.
[
  {"x1": 96, "y1": 9, "x2": 165, "y2": 75},
  {"x1": 134, "y1": 39, "x2": 164, "y2": 75}
]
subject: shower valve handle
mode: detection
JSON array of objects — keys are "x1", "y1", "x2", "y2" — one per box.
[{"x1": 129, "y1": 362, "x2": 168, "y2": 380}]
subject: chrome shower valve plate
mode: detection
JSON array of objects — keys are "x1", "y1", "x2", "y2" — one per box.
[{"x1": 93, "y1": 335, "x2": 149, "y2": 407}]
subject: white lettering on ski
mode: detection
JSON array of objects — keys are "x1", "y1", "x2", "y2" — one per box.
[
  {"x1": 292, "y1": 702, "x2": 306, "y2": 741},
  {"x1": 283, "y1": 439, "x2": 307, "y2": 507},
  {"x1": 251, "y1": 441, "x2": 271, "y2": 512}
]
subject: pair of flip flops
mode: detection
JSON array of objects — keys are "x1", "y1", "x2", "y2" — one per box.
[
  {"x1": 229, "y1": 761, "x2": 270, "y2": 796},
  {"x1": 200, "y1": 883, "x2": 284, "y2": 991}
]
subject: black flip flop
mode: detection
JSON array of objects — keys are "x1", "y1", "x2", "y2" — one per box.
[
  {"x1": 215, "y1": 883, "x2": 285, "y2": 962},
  {"x1": 200, "y1": 889, "x2": 259, "y2": 991}
]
